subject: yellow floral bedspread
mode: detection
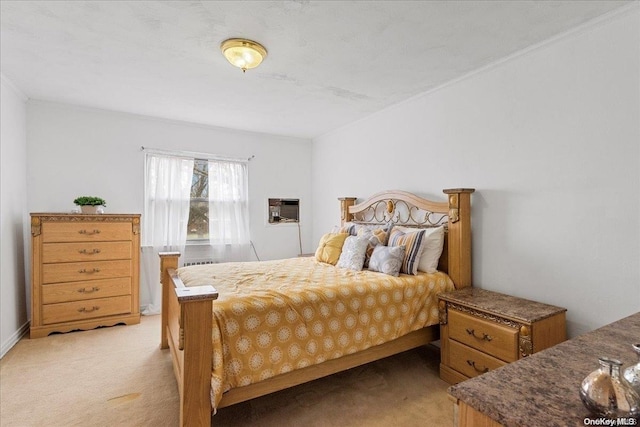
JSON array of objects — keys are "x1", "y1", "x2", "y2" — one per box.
[{"x1": 177, "y1": 257, "x2": 454, "y2": 411}]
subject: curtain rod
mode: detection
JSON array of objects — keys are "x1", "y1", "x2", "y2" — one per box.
[{"x1": 140, "y1": 146, "x2": 255, "y2": 163}]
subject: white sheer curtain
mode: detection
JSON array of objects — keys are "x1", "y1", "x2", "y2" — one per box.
[
  {"x1": 207, "y1": 160, "x2": 251, "y2": 262},
  {"x1": 141, "y1": 153, "x2": 194, "y2": 315}
]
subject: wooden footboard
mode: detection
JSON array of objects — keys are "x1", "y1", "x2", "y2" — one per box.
[{"x1": 160, "y1": 252, "x2": 218, "y2": 427}]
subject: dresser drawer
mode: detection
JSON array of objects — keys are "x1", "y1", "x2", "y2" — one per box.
[
  {"x1": 42, "y1": 277, "x2": 131, "y2": 304},
  {"x1": 449, "y1": 339, "x2": 506, "y2": 379},
  {"x1": 448, "y1": 309, "x2": 518, "y2": 362},
  {"x1": 42, "y1": 241, "x2": 132, "y2": 263},
  {"x1": 42, "y1": 295, "x2": 132, "y2": 325},
  {"x1": 42, "y1": 222, "x2": 132, "y2": 243},
  {"x1": 42, "y1": 260, "x2": 132, "y2": 284}
]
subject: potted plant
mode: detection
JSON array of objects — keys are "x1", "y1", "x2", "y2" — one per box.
[{"x1": 73, "y1": 196, "x2": 106, "y2": 214}]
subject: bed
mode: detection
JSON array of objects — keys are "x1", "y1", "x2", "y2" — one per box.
[{"x1": 159, "y1": 188, "x2": 474, "y2": 426}]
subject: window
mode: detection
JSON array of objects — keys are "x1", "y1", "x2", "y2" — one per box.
[
  {"x1": 143, "y1": 150, "x2": 250, "y2": 248},
  {"x1": 187, "y1": 159, "x2": 209, "y2": 241},
  {"x1": 142, "y1": 150, "x2": 251, "y2": 313},
  {"x1": 206, "y1": 159, "x2": 250, "y2": 246},
  {"x1": 185, "y1": 158, "x2": 251, "y2": 245}
]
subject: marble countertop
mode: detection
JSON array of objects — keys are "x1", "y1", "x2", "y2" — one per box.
[
  {"x1": 448, "y1": 312, "x2": 640, "y2": 427},
  {"x1": 439, "y1": 288, "x2": 567, "y2": 324}
]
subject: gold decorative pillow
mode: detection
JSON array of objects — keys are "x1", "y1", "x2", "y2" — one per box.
[{"x1": 315, "y1": 233, "x2": 349, "y2": 265}]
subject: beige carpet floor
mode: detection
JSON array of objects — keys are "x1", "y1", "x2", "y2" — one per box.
[{"x1": 0, "y1": 315, "x2": 454, "y2": 426}]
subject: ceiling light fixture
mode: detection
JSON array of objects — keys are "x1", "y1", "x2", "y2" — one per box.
[{"x1": 220, "y1": 38, "x2": 267, "y2": 73}]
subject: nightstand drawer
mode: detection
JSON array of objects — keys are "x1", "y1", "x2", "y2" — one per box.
[
  {"x1": 448, "y1": 308, "x2": 518, "y2": 362},
  {"x1": 42, "y1": 295, "x2": 132, "y2": 324},
  {"x1": 449, "y1": 339, "x2": 506, "y2": 379},
  {"x1": 42, "y1": 241, "x2": 132, "y2": 263}
]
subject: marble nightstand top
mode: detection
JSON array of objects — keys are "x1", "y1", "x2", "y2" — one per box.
[{"x1": 439, "y1": 288, "x2": 566, "y2": 324}]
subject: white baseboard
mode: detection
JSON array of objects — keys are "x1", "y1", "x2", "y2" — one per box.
[{"x1": 1, "y1": 320, "x2": 30, "y2": 359}]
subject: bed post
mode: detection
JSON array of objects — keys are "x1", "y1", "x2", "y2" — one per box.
[
  {"x1": 443, "y1": 188, "x2": 474, "y2": 289},
  {"x1": 160, "y1": 251, "x2": 218, "y2": 426},
  {"x1": 175, "y1": 286, "x2": 217, "y2": 427},
  {"x1": 159, "y1": 252, "x2": 180, "y2": 349},
  {"x1": 338, "y1": 197, "x2": 357, "y2": 225}
]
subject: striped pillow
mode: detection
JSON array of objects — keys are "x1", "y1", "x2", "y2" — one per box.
[
  {"x1": 393, "y1": 226, "x2": 445, "y2": 273},
  {"x1": 330, "y1": 223, "x2": 355, "y2": 235},
  {"x1": 388, "y1": 228, "x2": 427, "y2": 275}
]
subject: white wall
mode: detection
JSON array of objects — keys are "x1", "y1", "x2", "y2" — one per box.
[
  {"x1": 27, "y1": 102, "x2": 312, "y2": 307},
  {"x1": 1, "y1": 75, "x2": 29, "y2": 357},
  {"x1": 312, "y1": 6, "x2": 640, "y2": 337}
]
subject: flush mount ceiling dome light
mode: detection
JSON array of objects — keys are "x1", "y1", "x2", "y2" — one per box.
[{"x1": 221, "y1": 38, "x2": 267, "y2": 73}]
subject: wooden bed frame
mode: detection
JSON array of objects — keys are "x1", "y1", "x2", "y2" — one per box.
[{"x1": 159, "y1": 188, "x2": 474, "y2": 426}]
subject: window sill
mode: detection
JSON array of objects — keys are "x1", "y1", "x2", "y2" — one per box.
[{"x1": 186, "y1": 240, "x2": 210, "y2": 246}]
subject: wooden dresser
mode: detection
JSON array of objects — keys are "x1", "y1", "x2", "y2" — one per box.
[
  {"x1": 30, "y1": 213, "x2": 141, "y2": 338},
  {"x1": 438, "y1": 288, "x2": 567, "y2": 384}
]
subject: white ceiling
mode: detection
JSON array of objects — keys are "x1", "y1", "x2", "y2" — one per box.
[{"x1": 0, "y1": 1, "x2": 631, "y2": 139}]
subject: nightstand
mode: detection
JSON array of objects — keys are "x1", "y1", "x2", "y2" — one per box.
[{"x1": 438, "y1": 288, "x2": 566, "y2": 384}]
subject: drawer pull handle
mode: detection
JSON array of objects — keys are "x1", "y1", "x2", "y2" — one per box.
[
  {"x1": 78, "y1": 287, "x2": 100, "y2": 293},
  {"x1": 78, "y1": 249, "x2": 101, "y2": 254},
  {"x1": 78, "y1": 268, "x2": 101, "y2": 273},
  {"x1": 78, "y1": 306, "x2": 100, "y2": 313},
  {"x1": 467, "y1": 360, "x2": 489, "y2": 374},
  {"x1": 466, "y1": 328, "x2": 493, "y2": 341},
  {"x1": 78, "y1": 229, "x2": 101, "y2": 235}
]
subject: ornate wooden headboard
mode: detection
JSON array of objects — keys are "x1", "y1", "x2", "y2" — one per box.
[{"x1": 338, "y1": 188, "x2": 474, "y2": 289}]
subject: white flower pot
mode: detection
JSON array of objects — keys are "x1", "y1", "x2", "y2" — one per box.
[{"x1": 80, "y1": 206, "x2": 99, "y2": 214}]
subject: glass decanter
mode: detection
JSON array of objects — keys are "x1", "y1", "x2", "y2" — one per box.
[
  {"x1": 624, "y1": 344, "x2": 640, "y2": 395},
  {"x1": 580, "y1": 357, "x2": 640, "y2": 418}
]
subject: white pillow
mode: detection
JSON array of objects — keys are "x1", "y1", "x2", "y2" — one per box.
[
  {"x1": 336, "y1": 236, "x2": 369, "y2": 271},
  {"x1": 394, "y1": 226, "x2": 445, "y2": 273}
]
